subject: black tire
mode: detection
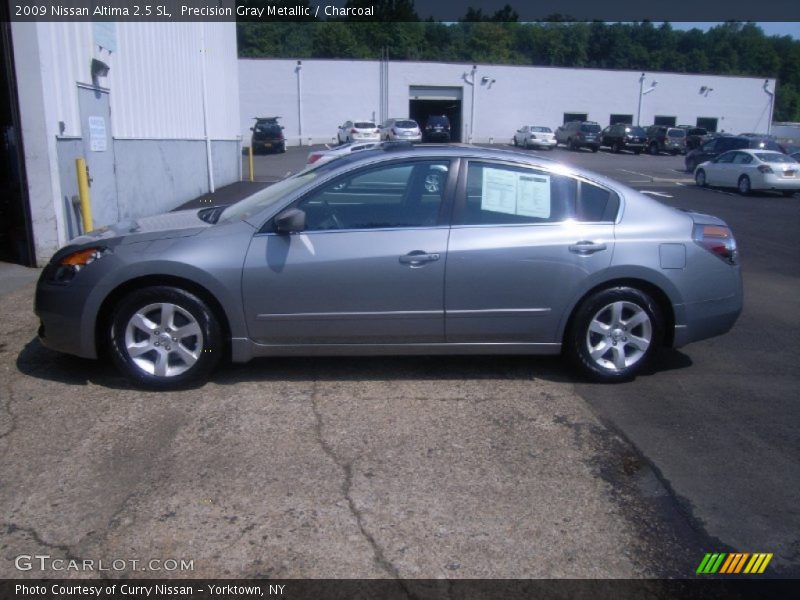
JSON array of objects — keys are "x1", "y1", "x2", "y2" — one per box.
[
  {"x1": 567, "y1": 138, "x2": 575, "y2": 151},
  {"x1": 278, "y1": 142, "x2": 286, "y2": 154},
  {"x1": 612, "y1": 142, "x2": 621, "y2": 153},
  {"x1": 566, "y1": 286, "x2": 664, "y2": 383},
  {"x1": 737, "y1": 175, "x2": 752, "y2": 196},
  {"x1": 634, "y1": 149, "x2": 642, "y2": 155},
  {"x1": 109, "y1": 286, "x2": 222, "y2": 389},
  {"x1": 685, "y1": 158, "x2": 696, "y2": 173},
  {"x1": 649, "y1": 143, "x2": 659, "y2": 156},
  {"x1": 782, "y1": 190, "x2": 797, "y2": 197},
  {"x1": 695, "y1": 169, "x2": 707, "y2": 187},
  {"x1": 591, "y1": 145, "x2": 599, "y2": 153},
  {"x1": 513, "y1": 136, "x2": 518, "y2": 147}
]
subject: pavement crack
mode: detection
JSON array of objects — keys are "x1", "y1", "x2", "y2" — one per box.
[
  {"x1": 308, "y1": 379, "x2": 407, "y2": 585},
  {"x1": 3, "y1": 522, "x2": 84, "y2": 561},
  {"x1": 0, "y1": 382, "x2": 20, "y2": 441}
]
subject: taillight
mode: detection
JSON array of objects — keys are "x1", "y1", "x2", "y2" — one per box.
[
  {"x1": 351, "y1": 128, "x2": 358, "y2": 133},
  {"x1": 530, "y1": 134, "x2": 537, "y2": 139},
  {"x1": 758, "y1": 164, "x2": 773, "y2": 174},
  {"x1": 374, "y1": 128, "x2": 380, "y2": 134},
  {"x1": 693, "y1": 224, "x2": 738, "y2": 265},
  {"x1": 308, "y1": 153, "x2": 322, "y2": 164}
]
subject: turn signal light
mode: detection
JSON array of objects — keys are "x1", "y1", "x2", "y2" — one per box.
[
  {"x1": 758, "y1": 165, "x2": 773, "y2": 174},
  {"x1": 693, "y1": 224, "x2": 738, "y2": 265}
]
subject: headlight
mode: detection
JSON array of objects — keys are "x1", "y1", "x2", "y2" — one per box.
[{"x1": 49, "y1": 247, "x2": 109, "y2": 283}]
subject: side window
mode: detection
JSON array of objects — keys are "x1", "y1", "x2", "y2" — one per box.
[
  {"x1": 576, "y1": 181, "x2": 620, "y2": 223},
  {"x1": 716, "y1": 151, "x2": 736, "y2": 164},
  {"x1": 296, "y1": 161, "x2": 449, "y2": 231},
  {"x1": 732, "y1": 152, "x2": 752, "y2": 165},
  {"x1": 457, "y1": 162, "x2": 577, "y2": 226},
  {"x1": 702, "y1": 139, "x2": 718, "y2": 153}
]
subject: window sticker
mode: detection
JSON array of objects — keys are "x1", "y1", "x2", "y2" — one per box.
[{"x1": 481, "y1": 167, "x2": 551, "y2": 218}]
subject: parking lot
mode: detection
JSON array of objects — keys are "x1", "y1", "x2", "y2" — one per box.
[{"x1": 1, "y1": 144, "x2": 798, "y2": 578}]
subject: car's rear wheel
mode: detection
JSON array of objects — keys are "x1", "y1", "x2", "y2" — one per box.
[
  {"x1": 685, "y1": 158, "x2": 696, "y2": 173},
  {"x1": 695, "y1": 169, "x2": 707, "y2": 187},
  {"x1": 738, "y1": 175, "x2": 752, "y2": 196},
  {"x1": 591, "y1": 145, "x2": 598, "y2": 153},
  {"x1": 567, "y1": 287, "x2": 663, "y2": 382},
  {"x1": 109, "y1": 286, "x2": 222, "y2": 389},
  {"x1": 612, "y1": 141, "x2": 621, "y2": 153},
  {"x1": 512, "y1": 136, "x2": 518, "y2": 146},
  {"x1": 649, "y1": 143, "x2": 659, "y2": 156},
  {"x1": 782, "y1": 190, "x2": 797, "y2": 197}
]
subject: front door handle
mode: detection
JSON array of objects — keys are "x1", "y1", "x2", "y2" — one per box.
[
  {"x1": 569, "y1": 241, "x2": 608, "y2": 255},
  {"x1": 399, "y1": 251, "x2": 440, "y2": 266}
]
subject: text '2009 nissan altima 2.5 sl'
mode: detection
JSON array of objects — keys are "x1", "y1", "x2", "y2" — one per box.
[{"x1": 35, "y1": 144, "x2": 743, "y2": 389}]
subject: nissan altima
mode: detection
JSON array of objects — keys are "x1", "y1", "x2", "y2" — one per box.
[{"x1": 35, "y1": 144, "x2": 742, "y2": 388}]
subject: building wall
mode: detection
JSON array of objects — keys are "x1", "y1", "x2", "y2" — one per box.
[
  {"x1": 13, "y1": 20, "x2": 241, "y2": 265},
  {"x1": 239, "y1": 58, "x2": 776, "y2": 146}
]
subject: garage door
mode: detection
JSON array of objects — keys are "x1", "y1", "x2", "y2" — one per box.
[{"x1": 409, "y1": 86, "x2": 463, "y2": 101}]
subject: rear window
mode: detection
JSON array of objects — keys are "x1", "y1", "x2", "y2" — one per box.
[
  {"x1": 667, "y1": 129, "x2": 686, "y2": 138},
  {"x1": 393, "y1": 120, "x2": 417, "y2": 128},
  {"x1": 427, "y1": 116, "x2": 450, "y2": 126},
  {"x1": 531, "y1": 126, "x2": 552, "y2": 133},
  {"x1": 581, "y1": 124, "x2": 601, "y2": 133},
  {"x1": 754, "y1": 152, "x2": 794, "y2": 163},
  {"x1": 354, "y1": 122, "x2": 376, "y2": 129},
  {"x1": 627, "y1": 126, "x2": 647, "y2": 136}
]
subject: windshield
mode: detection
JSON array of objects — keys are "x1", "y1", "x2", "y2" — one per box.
[
  {"x1": 581, "y1": 124, "x2": 601, "y2": 133},
  {"x1": 218, "y1": 172, "x2": 318, "y2": 224},
  {"x1": 531, "y1": 126, "x2": 552, "y2": 132},
  {"x1": 754, "y1": 152, "x2": 795, "y2": 163}
]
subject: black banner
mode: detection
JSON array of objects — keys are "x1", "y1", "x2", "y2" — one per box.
[
  {"x1": 5, "y1": 0, "x2": 800, "y2": 23},
  {"x1": 2, "y1": 579, "x2": 800, "y2": 600}
]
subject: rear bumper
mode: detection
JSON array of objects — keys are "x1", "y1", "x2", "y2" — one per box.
[
  {"x1": 758, "y1": 175, "x2": 800, "y2": 191},
  {"x1": 531, "y1": 139, "x2": 557, "y2": 147},
  {"x1": 673, "y1": 292, "x2": 743, "y2": 348}
]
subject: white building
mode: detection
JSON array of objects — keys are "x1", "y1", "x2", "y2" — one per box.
[
  {"x1": 3, "y1": 20, "x2": 240, "y2": 266},
  {"x1": 239, "y1": 58, "x2": 776, "y2": 147}
]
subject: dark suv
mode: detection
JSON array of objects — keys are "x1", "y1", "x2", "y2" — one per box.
[
  {"x1": 250, "y1": 117, "x2": 286, "y2": 154},
  {"x1": 678, "y1": 126, "x2": 709, "y2": 151},
  {"x1": 685, "y1": 135, "x2": 785, "y2": 172},
  {"x1": 555, "y1": 121, "x2": 601, "y2": 152},
  {"x1": 645, "y1": 126, "x2": 687, "y2": 155},
  {"x1": 424, "y1": 115, "x2": 451, "y2": 142},
  {"x1": 600, "y1": 124, "x2": 647, "y2": 154}
]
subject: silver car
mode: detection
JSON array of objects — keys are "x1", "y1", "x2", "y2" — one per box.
[
  {"x1": 35, "y1": 145, "x2": 742, "y2": 388},
  {"x1": 380, "y1": 118, "x2": 422, "y2": 142}
]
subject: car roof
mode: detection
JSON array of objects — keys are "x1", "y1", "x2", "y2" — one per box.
[{"x1": 254, "y1": 116, "x2": 280, "y2": 121}]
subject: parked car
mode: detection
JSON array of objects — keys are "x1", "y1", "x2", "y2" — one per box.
[
  {"x1": 305, "y1": 141, "x2": 382, "y2": 169},
  {"x1": 600, "y1": 124, "x2": 647, "y2": 154},
  {"x1": 685, "y1": 135, "x2": 785, "y2": 172},
  {"x1": 555, "y1": 121, "x2": 601, "y2": 152},
  {"x1": 791, "y1": 151, "x2": 800, "y2": 163},
  {"x1": 250, "y1": 117, "x2": 285, "y2": 154},
  {"x1": 645, "y1": 126, "x2": 686, "y2": 155},
  {"x1": 694, "y1": 149, "x2": 800, "y2": 196},
  {"x1": 35, "y1": 145, "x2": 742, "y2": 388},
  {"x1": 423, "y1": 115, "x2": 451, "y2": 142},
  {"x1": 678, "y1": 126, "x2": 709, "y2": 151},
  {"x1": 380, "y1": 118, "x2": 422, "y2": 142},
  {"x1": 337, "y1": 120, "x2": 381, "y2": 144},
  {"x1": 513, "y1": 125, "x2": 557, "y2": 150}
]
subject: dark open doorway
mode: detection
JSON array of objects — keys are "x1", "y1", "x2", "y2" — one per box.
[
  {"x1": 0, "y1": 9, "x2": 34, "y2": 266},
  {"x1": 409, "y1": 99, "x2": 462, "y2": 143}
]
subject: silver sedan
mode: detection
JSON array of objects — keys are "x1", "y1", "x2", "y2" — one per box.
[{"x1": 36, "y1": 145, "x2": 742, "y2": 388}]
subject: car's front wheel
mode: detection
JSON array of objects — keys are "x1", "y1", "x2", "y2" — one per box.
[
  {"x1": 109, "y1": 286, "x2": 222, "y2": 389},
  {"x1": 567, "y1": 287, "x2": 663, "y2": 382},
  {"x1": 695, "y1": 169, "x2": 707, "y2": 187}
]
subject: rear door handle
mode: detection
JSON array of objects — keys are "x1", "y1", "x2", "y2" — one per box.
[
  {"x1": 569, "y1": 241, "x2": 608, "y2": 255},
  {"x1": 399, "y1": 251, "x2": 440, "y2": 266}
]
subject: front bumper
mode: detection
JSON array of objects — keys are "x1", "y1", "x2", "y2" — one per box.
[{"x1": 35, "y1": 277, "x2": 99, "y2": 359}]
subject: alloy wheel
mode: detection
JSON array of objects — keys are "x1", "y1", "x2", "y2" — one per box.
[{"x1": 585, "y1": 301, "x2": 652, "y2": 372}]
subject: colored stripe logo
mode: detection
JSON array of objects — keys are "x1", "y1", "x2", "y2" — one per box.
[{"x1": 696, "y1": 552, "x2": 772, "y2": 574}]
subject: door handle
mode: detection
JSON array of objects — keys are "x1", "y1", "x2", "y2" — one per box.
[
  {"x1": 399, "y1": 251, "x2": 440, "y2": 266},
  {"x1": 569, "y1": 241, "x2": 608, "y2": 255}
]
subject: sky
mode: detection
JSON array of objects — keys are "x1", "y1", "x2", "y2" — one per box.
[{"x1": 669, "y1": 22, "x2": 800, "y2": 39}]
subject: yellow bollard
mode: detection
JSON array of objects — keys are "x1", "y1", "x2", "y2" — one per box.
[
  {"x1": 75, "y1": 158, "x2": 93, "y2": 233},
  {"x1": 248, "y1": 145, "x2": 254, "y2": 182}
]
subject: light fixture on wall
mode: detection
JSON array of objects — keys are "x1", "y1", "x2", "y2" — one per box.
[
  {"x1": 91, "y1": 58, "x2": 110, "y2": 80},
  {"x1": 636, "y1": 73, "x2": 659, "y2": 125},
  {"x1": 700, "y1": 86, "x2": 714, "y2": 97}
]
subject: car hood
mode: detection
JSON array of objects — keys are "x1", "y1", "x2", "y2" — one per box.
[{"x1": 68, "y1": 209, "x2": 210, "y2": 247}]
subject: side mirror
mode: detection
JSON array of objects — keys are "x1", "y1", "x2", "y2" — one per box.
[
  {"x1": 250, "y1": 127, "x2": 254, "y2": 131},
  {"x1": 280, "y1": 126, "x2": 285, "y2": 130},
  {"x1": 274, "y1": 208, "x2": 306, "y2": 234}
]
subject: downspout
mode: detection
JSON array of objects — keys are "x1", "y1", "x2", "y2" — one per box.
[
  {"x1": 199, "y1": 23, "x2": 214, "y2": 193},
  {"x1": 464, "y1": 65, "x2": 476, "y2": 142},
  {"x1": 296, "y1": 61, "x2": 303, "y2": 146},
  {"x1": 763, "y1": 79, "x2": 775, "y2": 135}
]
